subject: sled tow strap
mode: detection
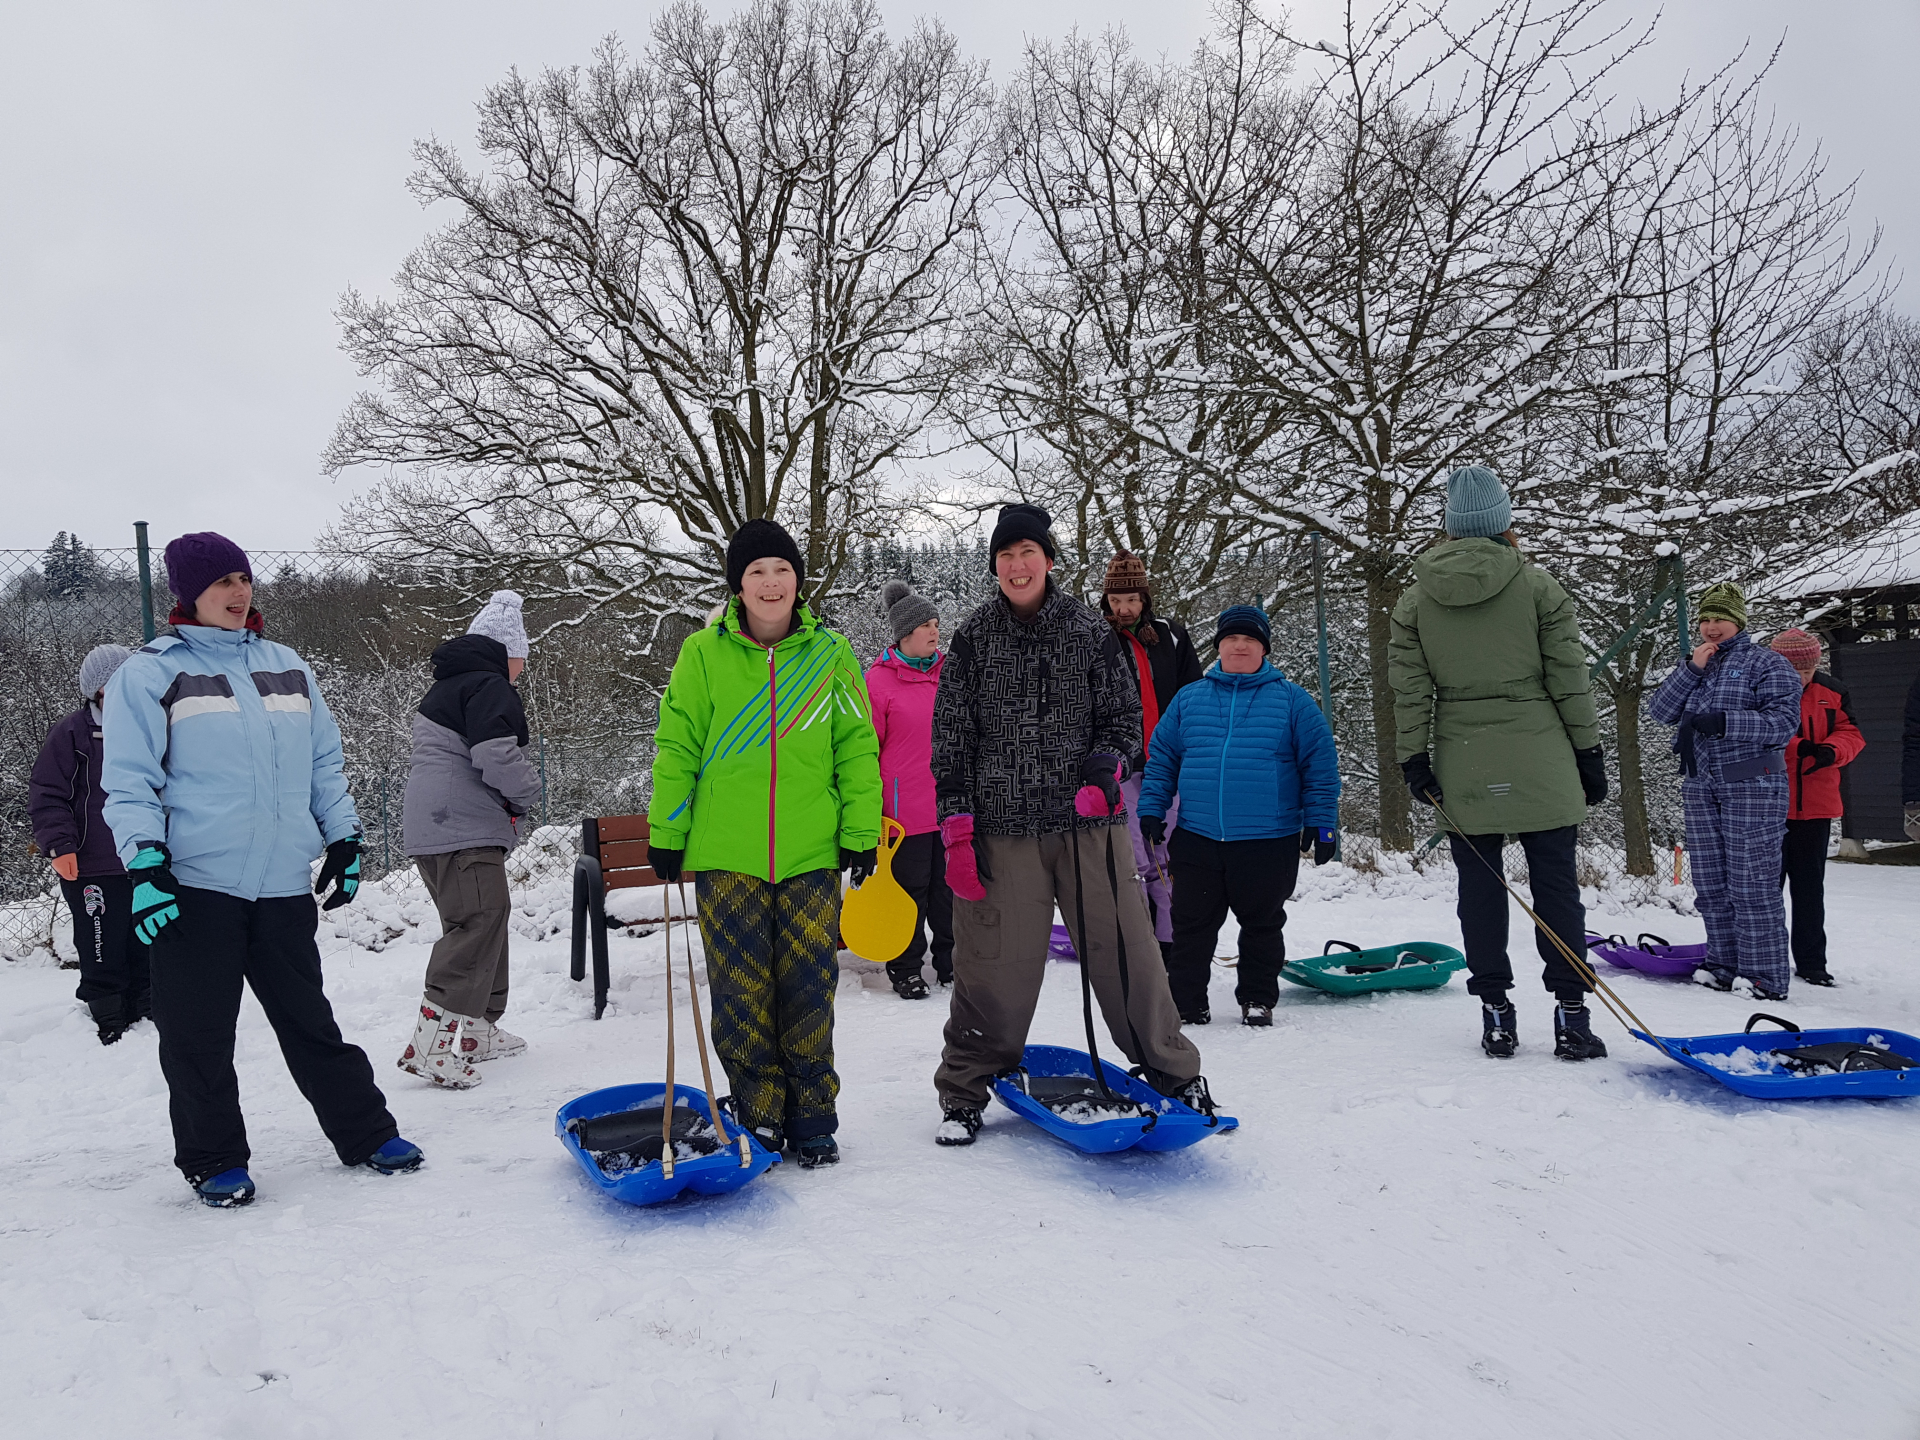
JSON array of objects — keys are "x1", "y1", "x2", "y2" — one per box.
[
  {"x1": 676, "y1": 879, "x2": 751, "y2": 1167},
  {"x1": 660, "y1": 883, "x2": 678, "y2": 1178},
  {"x1": 1069, "y1": 828, "x2": 1118, "y2": 1102}
]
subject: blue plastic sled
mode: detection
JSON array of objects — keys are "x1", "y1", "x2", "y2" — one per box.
[
  {"x1": 556, "y1": 1082, "x2": 781, "y2": 1205},
  {"x1": 1631, "y1": 1013, "x2": 1920, "y2": 1100},
  {"x1": 990, "y1": 1044, "x2": 1239, "y2": 1153}
]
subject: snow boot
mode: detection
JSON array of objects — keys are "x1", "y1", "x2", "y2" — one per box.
[
  {"x1": 890, "y1": 971, "x2": 930, "y2": 1000},
  {"x1": 363, "y1": 1137, "x2": 424, "y2": 1174},
  {"x1": 1241, "y1": 1003, "x2": 1273, "y2": 1028},
  {"x1": 935, "y1": 1107, "x2": 983, "y2": 1146},
  {"x1": 1169, "y1": 1074, "x2": 1219, "y2": 1118},
  {"x1": 1553, "y1": 1003, "x2": 1608, "y2": 1060},
  {"x1": 1692, "y1": 967, "x2": 1734, "y2": 993},
  {"x1": 1796, "y1": 967, "x2": 1836, "y2": 988},
  {"x1": 791, "y1": 1135, "x2": 840, "y2": 1168},
  {"x1": 460, "y1": 1016, "x2": 527, "y2": 1062},
  {"x1": 192, "y1": 1167, "x2": 256, "y2": 1208},
  {"x1": 398, "y1": 999, "x2": 481, "y2": 1088},
  {"x1": 1179, "y1": 1006, "x2": 1211, "y2": 1026},
  {"x1": 1481, "y1": 1000, "x2": 1518, "y2": 1058}
]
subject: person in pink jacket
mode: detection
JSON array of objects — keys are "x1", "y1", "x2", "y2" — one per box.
[{"x1": 864, "y1": 580, "x2": 952, "y2": 999}]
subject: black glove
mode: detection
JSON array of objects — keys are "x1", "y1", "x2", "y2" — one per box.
[
  {"x1": 128, "y1": 842, "x2": 181, "y2": 944},
  {"x1": 1077, "y1": 751, "x2": 1125, "y2": 815},
  {"x1": 1300, "y1": 826, "x2": 1337, "y2": 866},
  {"x1": 1797, "y1": 738, "x2": 1837, "y2": 770},
  {"x1": 842, "y1": 846, "x2": 878, "y2": 886},
  {"x1": 1690, "y1": 711, "x2": 1727, "y2": 738},
  {"x1": 1573, "y1": 745, "x2": 1607, "y2": 805},
  {"x1": 647, "y1": 844, "x2": 685, "y2": 884},
  {"x1": 314, "y1": 836, "x2": 362, "y2": 911},
  {"x1": 1140, "y1": 814, "x2": 1167, "y2": 849},
  {"x1": 1401, "y1": 754, "x2": 1442, "y2": 807}
]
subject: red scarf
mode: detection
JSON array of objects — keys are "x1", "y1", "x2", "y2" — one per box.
[
  {"x1": 168, "y1": 602, "x2": 266, "y2": 635},
  {"x1": 1121, "y1": 626, "x2": 1159, "y2": 761}
]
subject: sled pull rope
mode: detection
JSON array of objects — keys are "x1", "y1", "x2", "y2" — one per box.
[
  {"x1": 1068, "y1": 827, "x2": 1118, "y2": 1102},
  {"x1": 1427, "y1": 796, "x2": 1654, "y2": 1039},
  {"x1": 660, "y1": 884, "x2": 678, "y2": 1179},
  {"x1": 676, "y1": 879, "x2": 751, "y2": 1168}
]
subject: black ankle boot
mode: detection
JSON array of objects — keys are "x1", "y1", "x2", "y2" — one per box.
[
  {"x1": 1553, "y1": 1003, "x2": 1608, "y2": 1060},
  {"x1": 1481, "y1": 999, "x2": 1517, "y2": 1058}
]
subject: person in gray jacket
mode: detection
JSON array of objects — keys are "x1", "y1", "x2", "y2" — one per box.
[{"x1": 398, "y1": 591, "x2": 542, "y2": 1087}]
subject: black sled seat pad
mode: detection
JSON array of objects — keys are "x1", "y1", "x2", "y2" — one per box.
[
  {"x1": 567, "y1": 1105, "x2": 722, "y2": 1167},
  {"x1": 554, "y1": 1082, "x2": 782, "y2": 1206}
]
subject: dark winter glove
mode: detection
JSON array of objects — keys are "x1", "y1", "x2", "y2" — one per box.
[
  {"x1": 1300, "y1": 826, "x2": 1337, "y2": 866},
  {"x1": 1401, "y1": 754, "x2": 1442, "y2": 807},
  {"x1": 1140, "y1": 814, "x2": 1168, "y2": 849},
  {"x1": 1074, "y1": 752, "x2": 1126, "y2": 818},
  {"x1": 1797, "y1": 738, "x2": 1837, "y2": 771},
  {"x1": 842, "y1": 846, "x2": 878, "y2": 887},
  {"x1": 647, "y1": 844, "x2": 685, "y2": 884},
  {"x1": 1574, "y1": 745, "x2": 1608, "y2": 806},
  {"x1": 128, "y1": 843, "x2": 180, "y2": 944},
  {"x1": 1689, "y1": 711, "x2": 1727, "y2": 738},
  {"x1": 314, "y1": 836, "x2": 363, "y2": 911}
]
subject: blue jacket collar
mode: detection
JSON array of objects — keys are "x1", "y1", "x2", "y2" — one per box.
[{"x1": 1204, "y1": 661, "x2": 1284, "y2": 688}]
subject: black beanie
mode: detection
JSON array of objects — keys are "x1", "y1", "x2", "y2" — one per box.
[
  {"x1": 986, "y1": 503, "x2": 1057, "y2": 574},
  {"x1": 726, "y1": 519, "x2": 806, "y2": 594}
]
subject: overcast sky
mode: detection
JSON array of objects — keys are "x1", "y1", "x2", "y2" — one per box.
[{"x1": 1, "y1": 0, "x2": 1913, "y2": 555}]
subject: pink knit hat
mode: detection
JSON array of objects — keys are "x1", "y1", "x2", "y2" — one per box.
[{"x1": 1770, "y1": 628, "x2": 1822, "y2": 675}]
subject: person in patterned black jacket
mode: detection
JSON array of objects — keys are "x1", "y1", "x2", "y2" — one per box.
[{"x1": 928, "y1": 503, "x2": 1208, "y2": 1147}]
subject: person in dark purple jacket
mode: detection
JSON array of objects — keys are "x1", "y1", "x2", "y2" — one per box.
[{"x1": 29, "y1": 644, "x2": 149, "y2": 1043}]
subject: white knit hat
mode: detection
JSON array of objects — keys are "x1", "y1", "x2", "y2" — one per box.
[
  {"x1": 78, "y1": 644, "x2": 132, "y2": 700},
  {"x1": 466, "y1": 590, "x2": 529, "y2": 659}
]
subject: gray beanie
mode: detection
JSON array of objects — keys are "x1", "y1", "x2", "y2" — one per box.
[
  {"x1": 881, "y1": 579, "x2": 939, "y2": 646},
  {"x1": 466, "y1": 590, "x2": 529, "y2": 659},
  {"x1": 78, "y1": 644, "x2": 132, "y2": 700},
  {"x1": 1444, "y1": 465, "x2": 1512, "y2": 539}
]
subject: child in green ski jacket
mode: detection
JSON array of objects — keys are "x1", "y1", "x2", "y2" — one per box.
[{"x1": 647, "y1": 520, "x2": 882, "y2": 1167}]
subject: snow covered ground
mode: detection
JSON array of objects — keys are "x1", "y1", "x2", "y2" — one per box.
[{"x1": 5, "y1": 862, "x2": 1920, "y2": 1438}]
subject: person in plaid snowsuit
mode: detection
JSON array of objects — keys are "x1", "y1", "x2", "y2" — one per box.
[{"x1": 1649, "y1": 584, "x2": 1801, "y2": 998}]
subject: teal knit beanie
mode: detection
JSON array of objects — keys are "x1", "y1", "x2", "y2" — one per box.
[{"x1": 1444, "y1": 466, "x2": 1512, "y2": 539}]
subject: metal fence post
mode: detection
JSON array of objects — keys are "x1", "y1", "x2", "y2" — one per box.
[
  {"x1": 1310, "y1": 529, "x2": 1341, "y2": 860},
  {"x1": 134, "y1": 521, "x2": 155, "y2": 642},
  {"x1": 380, "y1": 772, "x2": 391, "y2": 876},
  {"x1": 539, "y1": 734, "x2": 549, "y2": 828}
]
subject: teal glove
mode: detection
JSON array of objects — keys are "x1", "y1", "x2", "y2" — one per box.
[
  {"x1": 128, "y1": 843, "x2": 181, "y2": 944},
  {"x1": 315, "y1": 836, "x2": 362, "y2": 911}
]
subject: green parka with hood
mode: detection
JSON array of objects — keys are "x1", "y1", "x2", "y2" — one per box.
[
  {"x1": 1389, "y1": 537, "x2": 1599, "y2": 835},
  {"x1": 649, "y1": 599, "x2": 881, "y2": 882}
]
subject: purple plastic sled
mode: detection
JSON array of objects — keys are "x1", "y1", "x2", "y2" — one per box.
[
  {"x1": 1048, "y1": 923, "x2": 1078, "y2": 962},
  {"x1": 1586, "y1": 932, "x2": 1706, "y2": 978}
]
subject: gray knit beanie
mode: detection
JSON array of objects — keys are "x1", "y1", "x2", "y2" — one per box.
[
  {"x1": 466, "y1": 590, "x2": 530, "y2": 658},
  {"x1": 881, "y1": 579, "x2": 939, "y2": 645},
  {"x1": 78, "y1": 644, "x2": 132, "y2": 700},
  {"x1": 1444, "y1": 465, "x2": 1512, "y2": 539}
]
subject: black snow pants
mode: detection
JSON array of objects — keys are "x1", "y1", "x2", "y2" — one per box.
[
  {"x1": 1781, "y1": 818, "x2": 1831, "y2": 978},
  {"x1": 884, "y1": 831, "x2": 954, "y2": 986},
  {"x1": 1448, "y1": 826, "x2": 1590, "y2": 1003},
  {"x1": 1167, "y1": 830, "x2": 1300, "y2": 1012},
  {"x1": 150, "y1": 886, "x2": 399, "y2": 1182},
  {"x1": 59, "y1": 873, "x2": 150, "y2": 1027}
]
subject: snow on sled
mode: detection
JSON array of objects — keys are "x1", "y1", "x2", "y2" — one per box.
[
  {"x1": 991, "y1": 1044, "x2": 1238, "y2": 1154},
  {"x1": 1630, "y1": 1013, "x2": 1920, "y2": 1100},
  {"x1": 1588, "y1": 932, "x2": 1704, "y2": 978},
  {"x1": 556, "y1": 1082, "x2": 780, "y2": 1206},
  {"x1": 1280, "y1": 940, "x2": 1466, "y2": 996}
]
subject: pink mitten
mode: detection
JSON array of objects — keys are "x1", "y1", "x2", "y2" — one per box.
[
  {"x1": 1073, "y1": 753, "x2": 1126, "y2": 818},
  {"x1": 941, "y1": 814, "x2": 989, "y2": 902}
]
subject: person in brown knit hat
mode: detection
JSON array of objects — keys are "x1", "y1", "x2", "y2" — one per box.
[
  {"x1": 1098, "y1": 552, "x2": 1203, "y2": 969},
  {"x1": 1768, "y1": 628, "x2": 1864, "y2": 985}
]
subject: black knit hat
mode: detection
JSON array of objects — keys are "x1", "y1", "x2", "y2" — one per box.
[
  {"x1": 1212, "y1": 604, "x2": 1272, "y2": 653},
  {"x1": 726, "y1": 519, "x2": 806, "y2": 594},
  {"x1": 986, "y1": 503, "x2": 1057, "y2": 573}
]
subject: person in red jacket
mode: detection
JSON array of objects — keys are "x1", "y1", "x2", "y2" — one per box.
[
  {"x1": 1769, "y1": 629, "x2": 1865, "y2": 986},
  {"x1": 864, "y1": 580, "x2": 951, "y2": 999}
]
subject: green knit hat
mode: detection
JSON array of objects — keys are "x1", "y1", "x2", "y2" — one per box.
[{"x1": 1697, "y1": 582, "x2": 1747, "y2": 630}]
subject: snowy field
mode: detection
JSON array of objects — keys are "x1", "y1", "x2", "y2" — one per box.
[{"x1": 4, "y1": 862, "x2": 1920, "y2": 1438}]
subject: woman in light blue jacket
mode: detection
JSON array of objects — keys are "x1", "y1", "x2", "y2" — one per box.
[
  {"x1": 1137, "y1": 606, "x2": 1341, "y2": 1028},
  {"x1": 102, "y1": 532, "x2": 421, "y2": 1207}
]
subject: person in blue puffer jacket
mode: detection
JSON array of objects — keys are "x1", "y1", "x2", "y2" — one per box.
[
  {"x1": 1138, "y1": 605, "x2": 1341, "y2": 1027},
  {"x1": 102, "y1": 531, "x2": 422, "y2": 1208}
]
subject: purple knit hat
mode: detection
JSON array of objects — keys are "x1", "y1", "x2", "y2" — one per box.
[{"x1": 164, "y1": 532, "x2": 252, "y2": 605}]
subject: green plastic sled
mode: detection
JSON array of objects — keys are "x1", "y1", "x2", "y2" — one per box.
[{"x1": 1280, "y1": 939, "x2": 1467, "y2": 996}]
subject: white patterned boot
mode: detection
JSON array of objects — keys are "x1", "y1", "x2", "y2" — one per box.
[
  {"x1": 460, "y1": 1016, "x2": 527, "y2": 1063},
  {"x1": 397, "y1": 998, "x2": 482, "y2": 1088}
]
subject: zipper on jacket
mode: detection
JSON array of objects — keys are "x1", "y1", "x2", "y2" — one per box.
[
  {"x1": 766, "y1": 642, "x2": 779, "y2": 883},
  {"x1": 1219, "y1": 682, "x2": 1240, "y2": 834}
]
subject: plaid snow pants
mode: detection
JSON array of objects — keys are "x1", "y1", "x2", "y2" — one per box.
[
  {"x1": 1684, "y1": 773, "x2": 1791, "y2": 994},
  {"x1": 696, "y1": 868, "x2": 841, "y2": 1141}
]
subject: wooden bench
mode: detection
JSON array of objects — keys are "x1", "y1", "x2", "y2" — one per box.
[{"x1": 570, "y1": 815, "x2": 693, "y2": 1019}]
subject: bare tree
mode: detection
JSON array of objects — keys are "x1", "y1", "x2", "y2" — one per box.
[
  {"x1": 326, "y1": 0, "x2": 996, "y2": 643},
  {"x1": 1794, "y1": 302, "x2": 1920, "y2": 518}
]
